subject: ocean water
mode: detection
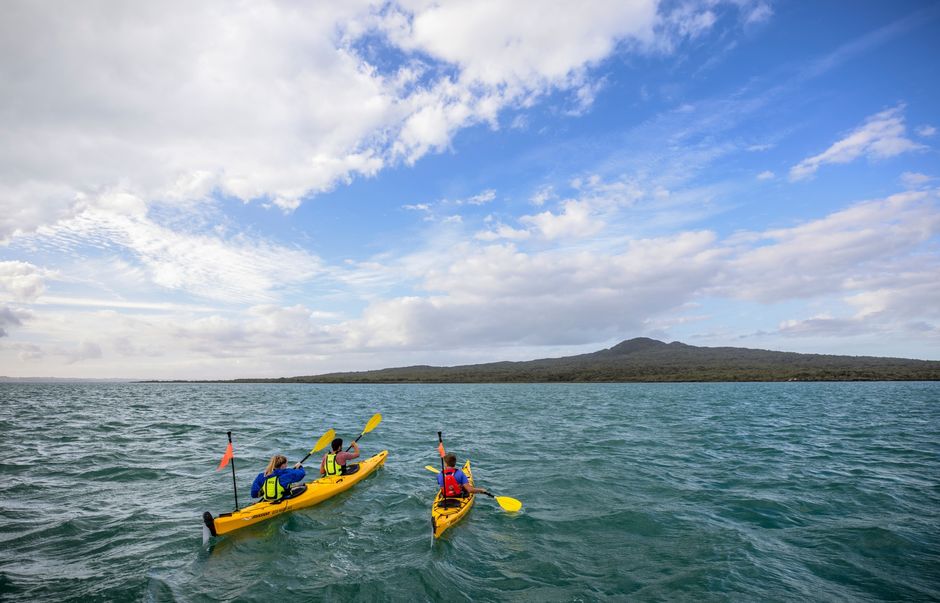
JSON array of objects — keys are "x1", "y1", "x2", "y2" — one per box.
[{"x1": 0, "y1": 382, "x2": 938, "y2": 602}]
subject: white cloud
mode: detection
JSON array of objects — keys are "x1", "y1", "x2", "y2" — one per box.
[
  {"x1": 520, "y1": 199, "x2": 606, "y2": 239},
  {"x1": 0, "y1": 261, "x2": 47, "y2": 302},
  {"x1": 744, "y1": 2, "x2": 773, "y2": 25},
  {"x1": 757, "y1": 170, "x2": 775, "y2": 180},
  {"x1": 900, "y1": 171, "x2": 932, "y2": 188},
  {"x1": 530, "y1": 186, "x2": 555, "y2": 206},
  {"x1": 0, "y1": 1, "x2": 679, "y2": 243},
  {"x1": 26, "y1": 192, "x2": 324, "y2": 303},
  {"x1": 916, "y1": 124, "x2": 937, "y2": 137},
  {"x1": 462, "y1": 190, "x2": 497, "y2": 205},
  {"x1": 790, "y1": 106, "x2": 924, "y2": 180},
  {"x1": 474, "y1": 223, "x2": 532, "y2": 241},
  {"x1": 344, "y1": 231, "x2": 722, "y2": 349},
  {"x1": 719, "y1": 191, "x2": 940, "y2": 302}
]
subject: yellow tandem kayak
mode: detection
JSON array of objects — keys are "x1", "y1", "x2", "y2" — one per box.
[
  {"x1": 431, "y1": 459, "x2": 475, "y2": 539},
  {"x1": 204, "y1": 450, "x2": 388, "y2": 538}
]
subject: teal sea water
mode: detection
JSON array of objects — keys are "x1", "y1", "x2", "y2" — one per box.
[{"x1": 1, "y1": 382, "x2": 938, "y2": 601}]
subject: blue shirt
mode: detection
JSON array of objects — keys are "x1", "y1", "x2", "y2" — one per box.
[
  {"x1": 250, "y1": 467, "x2": 306, "y2": 498},
  {"x1": 437, "y1": 468, "x2": 468, "y2": 488}
]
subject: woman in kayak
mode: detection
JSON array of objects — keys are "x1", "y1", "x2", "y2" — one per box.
[
  {"x1": 250, "y1": 455, "x2": 306, "y2": 502},
  {"x1": 321, "y1": 437, "x2": 360, "y2": 476},
  {"x1": 439, "y1": 453, "x2": 487, "y2": 498}
]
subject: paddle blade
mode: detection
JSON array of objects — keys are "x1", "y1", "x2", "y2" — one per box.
[
  {"x1": 362, "y1": 413, "x2": 382, "y2": 434},
  {"x1": 495, "y1": 496, "x2": 522, "y2": 512},
  {"x1": 424, "y1": 465, "x2": 440, "y2": 473},
  {"x1": 310, "y1": 428, "x2": 336, "y2": 454}
]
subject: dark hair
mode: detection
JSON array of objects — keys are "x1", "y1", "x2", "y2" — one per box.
[
  {"x1": 331, "y1": 438, "x2": 343, "y2": 452},
  {"x1": 444, "y1": 453, "x2": 457, "y2": 467}
]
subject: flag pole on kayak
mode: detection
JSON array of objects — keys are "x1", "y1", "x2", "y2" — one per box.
[
  {"x1": 216, "y1": 431, "x2": 239, "y2": 511},
  {"x1": 437, "y1": 432, "x2": 445, "y2": 473}
]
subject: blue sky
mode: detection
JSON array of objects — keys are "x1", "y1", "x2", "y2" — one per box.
[{"x1": 1, "y1": 0, "x2": 938, "y2": 378}]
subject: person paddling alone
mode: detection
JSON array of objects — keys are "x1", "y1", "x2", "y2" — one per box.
[
  {"x1": 321, "y1": 438, "x2": 360, "y2": 477},
  {"x1": 439, "y1": 453, "x2": 487, "y2": 499},
  {"x1": 250, "y1": 455, "x2": 306, "y2": 502}
]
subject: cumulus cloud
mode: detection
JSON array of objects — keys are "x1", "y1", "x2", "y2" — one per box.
[
  {"x1": 520, "y1": 200, "x2": 606, "y2": 239},
  {"x1": 0, "y1": 261, "x2": 47, "y2": 301},
  {"x1": 916, "y1": 124, "x2": 937, "y2": 137},
  {"x1": 757, "y1": 170, "x2": 775, "y2": 180},
  {"x1": 0, "y1": 1, "x2": 695, "y2": 242},
  {"x1": 789, "y1": 106, "x2": 924, "y2": 180}
]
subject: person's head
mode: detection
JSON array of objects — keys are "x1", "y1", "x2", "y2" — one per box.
[
  {"x1": 331, "y1": 438, "x2": 343, "y2": 452},
  {"x1": 444, "y1": 453, "x2": 457, "y2": 468},
  {"x1": 264, "y1": 454, "x2": 288, "y2": 475}
]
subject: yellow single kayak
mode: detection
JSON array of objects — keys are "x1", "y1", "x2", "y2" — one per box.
[
  {"x1": 204, "y1": 450, "x2": 388, "y2": 538},
  {"x1": 431, "y1": 460, "x2": 475, "y2": 538}
]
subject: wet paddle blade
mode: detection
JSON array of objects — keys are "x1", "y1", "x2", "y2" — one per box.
[
  {"x1": 424, "y1": 465, "x2": 440, "y2": 473},
  {"x1": 495, "y1": 496, "x2": 522, "y2": 512},
  {"x1": 362, "y1": 413, "x2": 382, "y2": 435},
  {"x1": 311, "y1": 428, "x2": 336, "y2": 454}
]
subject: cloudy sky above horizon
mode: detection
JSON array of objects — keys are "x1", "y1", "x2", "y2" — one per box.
[{"x1": 1, "y1": 0, "x2": 939, "y2": 379}]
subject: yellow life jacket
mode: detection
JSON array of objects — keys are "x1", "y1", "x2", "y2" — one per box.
[
  {"x1": 262, "y1": 474, "x2": 286, "y2": 501},
  {"x1": 324, "y1": 453, "x2": 342, "y2": 476}
]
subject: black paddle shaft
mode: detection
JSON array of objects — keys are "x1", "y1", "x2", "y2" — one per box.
[
  {"x1": 438, "y1": 431, "x2": 445, "y2": 473},
  {"x1": 345, "y1": 433, "x2": 364, "y2": 452}
]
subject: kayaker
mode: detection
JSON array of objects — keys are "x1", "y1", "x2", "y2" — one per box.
[
  {"x1": 320, "y1": 438, "x2": 360, "y2": 476},
  {"x1": 439, "y1": 453, "x2": 487, "y2": 498},
  {"x1": 250, "y1": 455, "x2": 306, "y2": 502}
]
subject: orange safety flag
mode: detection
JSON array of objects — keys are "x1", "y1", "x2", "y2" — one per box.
[
  {"x1": 438, "y1": 442, "x2": 445, "y2": 458},
  {"x1": 217, "y1": 442, "x2": 234, "y2": 470}
]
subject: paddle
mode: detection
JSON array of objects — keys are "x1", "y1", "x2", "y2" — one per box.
[
  {"x1": 423, "y1": 465, "x2": 522, "y2": 512},
  {"x1": 298, "y1": 428, "x2": 336, "y2": 466},
  {"x1": 346, "y1": 413, "x2": 382, "y2": 452}
]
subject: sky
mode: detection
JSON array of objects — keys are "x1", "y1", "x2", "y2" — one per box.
[{"x1": 1, "y1": 0, "x2": 939, "y2": 379}]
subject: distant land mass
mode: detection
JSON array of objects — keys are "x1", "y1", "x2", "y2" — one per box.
[{"x1": 215, "y1": 338, "x2": 940, "y2": 383}]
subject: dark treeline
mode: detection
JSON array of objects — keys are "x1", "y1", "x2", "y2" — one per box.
[{"x1": 213, "y1": 338, "x2": 940, "y2": 383}]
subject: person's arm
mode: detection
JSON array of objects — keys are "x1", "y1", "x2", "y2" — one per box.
[
  {"x1": 319, "y1": 454, "x2": 326, "y2": 476},
  {"x1": 457, "y1": 471, "x2": 486, "y2": 494},
  {"x1": 250, "y1": 473, "x2": 264, "y2": 498},
  {"x1": 347, "y1": 441, "x2": 360, "y2": 459},
  {"x1": 281, "y1": 467, "x2": 305, "y2": 484}
]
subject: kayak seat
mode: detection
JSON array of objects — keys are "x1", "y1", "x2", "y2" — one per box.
[
  {"x1": 342, "y1": 464, "x2": 360, "y2": 476},
  {"x1": 439, "y1": 498, "x2": 465, "y2": 509},
  {"x1": 285, "y1": 484, "x2": 307, "y2": 499},
  {"x1": 265, "y1": 484, "x2": 308, "y2": 505}
]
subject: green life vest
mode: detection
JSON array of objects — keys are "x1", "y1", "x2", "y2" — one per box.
[
  {"x1": 262, "y1": 474, "x2": 286, "y2": 501},
  {"x1": 324, "y1": 453, "x2": 342, "y2": 476}
]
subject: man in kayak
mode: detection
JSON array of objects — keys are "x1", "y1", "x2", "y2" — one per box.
[
  {"x1": 320, "y1": 437, "x2": 360, "y2": 476},
  {"x1": 250, "y1": 455, "x2": 306, "y2": 502},
  {"x1": 439, "y1": 453, "x2": 486, "y2": 499}
]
